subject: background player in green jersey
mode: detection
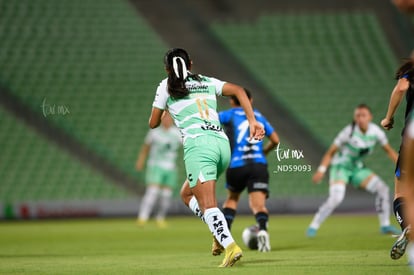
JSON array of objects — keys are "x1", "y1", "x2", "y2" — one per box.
[
  {"x1": 149, "y1": 48, "x2": 265, "y2": 267},
  {"x1": 136, "y1": 112, "x2": 182, "y2": 227},
  {"x1": 307, "y1": 104, "x2": 400, "y2": 237}
]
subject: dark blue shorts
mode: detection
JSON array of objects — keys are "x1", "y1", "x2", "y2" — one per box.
[{"x1": 225, "y1": 163, "x2": 269, "y2": 195}]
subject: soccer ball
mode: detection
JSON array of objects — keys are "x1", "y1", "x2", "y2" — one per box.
[{"x1": 242, "y1": 225, "x2": 259, "y2": 250}]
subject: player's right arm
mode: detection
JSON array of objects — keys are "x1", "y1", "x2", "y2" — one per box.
[
  {"x1": 381, "y1": 78, "x2": 409, "y2": 130},
  {"x1": 136, "y1": 143, "x2": 150, "y2": 171},
  {"x1": 149, "y1": 79, "x2": 168, "y2": 129},
  {"x1": 312, "y1": 144, "x2": 338, "y2": 184}
]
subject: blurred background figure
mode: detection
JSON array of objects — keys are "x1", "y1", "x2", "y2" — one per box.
[
  {"x1": 393, "y1": 0, "x2": 414, "y2": 13},
  {"x1": 307, "y1": 104, "x2": 400, "y2": 237},
  {"x1": 218, "y1": 88, "x2": 280, "y2": 253},
  {"x1": 136, "y1": 112, "x2": 182, "y2": 228},
  {"x1": 1, "y1": 0, "x2": 413, "y2": 223}
]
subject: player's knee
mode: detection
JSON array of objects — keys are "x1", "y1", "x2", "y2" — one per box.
[
  {"x1": 376, "y1": 181, "x2": 389, "y2": 197},
  {"x1": 146, "y1": 185, "x2": 159, "y2": 195},
  {"x1": 180, "y1": 184, "x2": 192, "y2": 206},
  {"x1": 365, "y1": 176, "x2": 389, "y2": 196},
  {"x1": 327, "y1": 195, "x2": 344, "y2": 207},
  {"x1": 161, "y1": 188, "x2": 173, "y2": 198},
  {"x1": 227, "y1": 191, "x2": 240, "y2": 202},
  {"x1": 328, "y1": 184, "x2": 346, "y2": 206}
]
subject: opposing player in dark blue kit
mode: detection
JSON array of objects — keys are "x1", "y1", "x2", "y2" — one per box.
[
  {"x1": 216, "y1": 89, "x2": 280, "y2": 253},
  {"x1": 382, "y1": 57, "x2": 414, "y2": 260}
]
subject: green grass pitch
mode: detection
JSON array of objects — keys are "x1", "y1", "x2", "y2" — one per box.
[{"x1": 0, "y1": 215, "x2": 410, "y2": 274}]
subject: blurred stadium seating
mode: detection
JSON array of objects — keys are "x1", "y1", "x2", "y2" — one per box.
[
  {"x1": 210, "y1": 11, "x2": 406, "y2": 196},
  {"x1": 211, "y1": 12, "x2": 398, "y2": 146},
  {"x1": 0, "y1": 105, "x2": 129, "y2": 201},
  {"x1": 0, "y1": 0, "x2": 412, "y2": 217},
  {"x1": 0, "y1": 0, "x2": 170, "y2": 204}
]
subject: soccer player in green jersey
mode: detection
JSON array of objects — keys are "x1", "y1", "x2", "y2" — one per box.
[
  {"x1": 307, "y1": 104, "x2": 400, "y2": 237},
  {"x1": 136, "y1": 112, "x2": 182, "y2": 228},
  {"x1": 148, "y1": 48, "x2": 264, "y2": 267}
]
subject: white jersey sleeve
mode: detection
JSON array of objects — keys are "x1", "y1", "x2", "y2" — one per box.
[
  {"x1": 152, "y1": 78, "x2": 169, "y2": 110},
  {"x1": 372, "y1": 123, "x2": 388, "y2": 146},
  {"x1": 333, "y1": 125, "x2": 353, "y2": 147},
  {"x1": 207, "y1": 76, "x2": 226, "y2": 96},
  {"x1": 144, "y1": 129, "x2": 155, "y2": 145}
]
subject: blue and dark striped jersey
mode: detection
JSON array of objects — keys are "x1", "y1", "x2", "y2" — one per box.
[{"x1": 219, "y1": 107, "x2": 275, "y2": 168}]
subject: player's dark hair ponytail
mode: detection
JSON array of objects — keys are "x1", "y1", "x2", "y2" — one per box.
[
  {"x1": 396, "y1": 59, "x2": 414, "y2": 80},
  {"x1": 164, "y1": 48, "x2": 194, "y2": 99}
]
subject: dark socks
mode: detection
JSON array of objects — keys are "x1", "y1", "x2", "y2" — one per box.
[
  {"x1": 222, "y1": 207, "x2": 236, "y2": 230},
  {"x1": 393, "y1": 197, "x2": 407, "y2": 230},
  {"x1": 255, "y1": 212, "x2": 269, "y2": 231}
]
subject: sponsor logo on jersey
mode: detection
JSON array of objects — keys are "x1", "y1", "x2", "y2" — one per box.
[{"x1": 201, "y1": 122, "x2": 222, "y2": 132}]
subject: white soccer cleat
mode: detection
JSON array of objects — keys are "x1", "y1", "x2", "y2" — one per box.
[{"x1": 257, "y1": 230, "x2": 271, "y2": 252}]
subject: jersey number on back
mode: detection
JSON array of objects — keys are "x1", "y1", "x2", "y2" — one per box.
[
  {"x1": 237, "y1": 120, "x2": 249, "y2": 143},
  {"x1": 196, "y1": 98, "x2": 209, "y2": 120}
]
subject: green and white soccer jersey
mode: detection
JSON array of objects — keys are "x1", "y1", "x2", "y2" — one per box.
[
  {"x1": 144, "y1": 126, "x2": 182, "y2": 187},
  {"x1": 152, "y1": 75, "x2": 230, "y2": 187},
  {"x1": 330, "y1": 123, "x2": 388, "y2": 187},
  {"x1": 152, "y1": 75, "x2": 228, "y2": 143}
]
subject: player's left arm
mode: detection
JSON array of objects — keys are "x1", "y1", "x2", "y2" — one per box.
[
  {"x1": 382, "y1": 143, "x2": 398, "y2": 164},
  {"x1": 261, "y1": 117, "x2": 279, "y2": 155},
  {"x1": 381, "y1": 78, "x2": 409, "y2": 130},
  {"x1": 263, "y1": 131, "x2": 280, "y2": 155}
]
